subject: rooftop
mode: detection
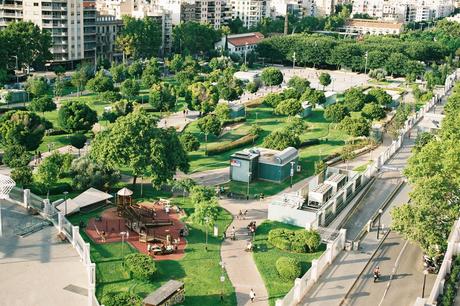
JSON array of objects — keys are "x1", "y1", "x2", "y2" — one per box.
[
  {"x1": 311, "y1": 183, "x2": 333, "y2": 194},
  {"x1": 325, "y1": 173, "x2": 347, "y2": 184},
  {"x1": 228, "y1": 32, "x2": 264, "y2": 47},
  {"x1": 345, "y1": 19, "x2": 403, "y2": 30}
]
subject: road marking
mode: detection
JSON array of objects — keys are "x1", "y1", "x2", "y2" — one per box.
[{"x1": 377, "y1": 239, "x2": 409, "y2": 306}]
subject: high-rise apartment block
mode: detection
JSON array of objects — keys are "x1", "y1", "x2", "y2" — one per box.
[
  {"x1": 230, "y1": 0, "x2": 270, "y2": 28},
  {"x1": 352, "y1": 0, "x2": 455, "y2": 22},
  {"x1": 0, "y1": 0, "x2": 97, "y2": 65}
]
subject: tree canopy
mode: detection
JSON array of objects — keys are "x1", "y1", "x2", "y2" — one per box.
[
  {"x1": 173, "y1": 22, "x2": 221, "y2": 55},
  {"x1": 58, "y1": 100, "x2": 98, "y2": 133},
  {"x1": 261, "y1": 67, "x2": 284, "y2": 86},
  {"x1": 0, "y1": 110, "x2": 47, "y2": 151}
]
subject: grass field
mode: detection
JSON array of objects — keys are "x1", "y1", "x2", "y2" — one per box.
[
  {"x1": 253, "y1": 221, "x2": 325, "y2": 306},
  {"x1": 67, "y1": 196, "x2": 236, "y2": 305}
]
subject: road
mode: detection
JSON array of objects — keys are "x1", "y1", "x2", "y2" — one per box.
[{"x1": 343, "y1": 183, "x2": 436, "y2": 306}]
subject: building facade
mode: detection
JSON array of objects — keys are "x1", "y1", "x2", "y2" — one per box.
[
  {"x1": 343, "y1": 19, "x2": 404, "y2": 35},
  {"x1": 96, "y1": 14, "x2": 122, "y2": 62},
  {"x1": 230, "y1": 0, "x2": 269, "y2": 28}
]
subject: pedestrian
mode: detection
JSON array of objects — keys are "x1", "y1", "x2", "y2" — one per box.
[{"x1": 249, "y1": 288, "x2": 256, "y2": 302}]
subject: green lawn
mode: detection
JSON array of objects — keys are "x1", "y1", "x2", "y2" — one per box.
[
  {"x1": 253, "y1": 221, "x2": 325, "y2": 306},
  {"x1": 68, "y1": 196, "x2": 236, "y2": 305}
]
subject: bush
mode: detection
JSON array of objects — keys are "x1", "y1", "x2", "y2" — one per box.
[
  {"x1": 124, "y1": 253, "x2": 156, "y2": 281},
  {"x1": 45, "y1": 128, "x2": 68, "y2": 136},
  {"x1": 268, "y1": 228, "x2": 322, "y2": 253},
  {"x1": 221, "y1": 116, "x2": 246, "y2": 126},
  {"x1": 299, "y1": 138, "x2": 320, "y2": 148},
  {"x1": 207, "y1": 133, "x2": 258, "y2": 155},
  {"x1": 101, "y1": 292, "x2": 142, "y2": 306},
  {"x1": 276, "y1": 257, "x2": 301, "y2": 280},
  {"x1": 263, "y1": 129, "x2": 300, "y2": 150},
  {"x1": 29, "y1": 181, "x2": 72, "y2": 196}
]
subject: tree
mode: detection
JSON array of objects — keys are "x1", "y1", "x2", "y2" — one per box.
[
  {"x1": 340, "y1": 146, "x2": 357, "y2": 170},
  {"x1": 28, "y1": 96, "x2": 56, "y2": 115},
  {"x1": 361, "y1": 103, "x2": 386, "y2": 121},
  {"x1": 171, "y1": 178, "x2": 197, "y2": 197},
  {"x1": 70, "y1": 133, "x2": 87, "y2": 156},
  {"x1": 0, "y1": 110, "x2": 46, "y2": 151},
  {"x1": 86, "y1": 69, "x2": 114, "y2": 93},
  {"x1": 188, "y1": 82, "x2": 219, "y2": 113},
  {"x1": 11, "y1": 166, "x2": 33, "y2": 187},
  {"x1": 366, "y1": 88, "x2": 392, "y2": 106},
  {"x1": 167, "y1": 54, "x2": 185, "y2": 73},
  {"x1": 58, "y1": 100, "x2": 98, "y2": 133},
  {"x1": 35, "y1": 154, "x2": 61, "y2": 197},
  {"x1": 286, "y1": 116, "x2": 308, "y2": 135},
  {"x1": 179, "y1": 132, "x2": 200, "y2": 152},
  {"x1": 249, "y1": 124, "x2": 263, "y2": 136},
  {"x1": 128, "y1": 60, "x2": 143, "y2": 79},
  {"x1": 324, "y1": 103, "x2": 349, "y2": 123},
  {"x1": 246, "y1": 82, "x2": 258, "y2": 93},
  {"x1": 70, "y1": 156, "x2": 120, "y2": 191},
  {"x1": 263, "y1": 129, "x2": 300, "y2": 150},
  {"x1": 53, "y1": 78, "x2": 65, "y2": 98},
  {"x1": 261, "y1": 67, "x2": 283, "y2": 86},
  {"x1": 149, "y1": 82, "x2": 176, "y2": 112},
  {"x1": 319, "y1": 72, "x2": 332, "y2": 90},
  {"x1": 190, "y1": 185, "x2": 219, "y2": 226},
  {"x1": 71, "y1": 68, "x2": 89, "y2": 95},
  {"x1": 110, "y1": 63, "x2": 128, "y2": 84},
  {"x1": 274, "y1": 98, "x2": 302, "y2": 116},
  {"x1": 120, "y1": 79, "x2": 140, "y2": 101},
  {"x1": 2, "y1": 145, "x2": 31, "y2": 168},
  {"x1": 300, "y1": 89, "x2": 326, "y2": 106},
  {"x1": 90, "y1": 110, "x2": 189, "y2": 186},
  {"x1": 214, "y1": 103, "x2": 231, "y2": 121},
  {"x1": 338, "y1": 116, "x2": 370, "y2": 137},
  {"x1": 314, "y1": 160, "x2": 327, "y2": 175},
  {"x1": 343, "y1": 87, "x2": 366, "y2": 111},
  {"x1": 288, "y1": 76, "x2": 310, "y2": 97},
  {"x1": 385, "y1": 53, "x2": 409, "y2": 76},
  {"x1": 173, "y1": 21, "x2": 221, "y2": 55},
  {"x1": 263, "y1": 93, "x2": 284, "y2": 108},
  {"x1": 197, "y1": 114, "x2": 222, "y2": 136},
  {"x1": 25, "y1": 77, "x2": 50, "y2": 98},
  {"x1": 414, "y1": 131, "x2": 434, "y2": 152},
  {"x1": 142, "y1": 58, "x2": 161, "y2": 88}
]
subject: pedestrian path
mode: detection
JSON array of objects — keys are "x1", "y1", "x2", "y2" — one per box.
[{"x1": 220, "y1": 197, "x2": 269, "y2": 306}]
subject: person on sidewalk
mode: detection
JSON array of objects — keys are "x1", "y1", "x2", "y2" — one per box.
[{"x1": 249, "y1": 289, "x2": 256, "y2": 302}]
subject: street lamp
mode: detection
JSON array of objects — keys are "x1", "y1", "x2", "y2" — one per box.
[
  {"x1": 377, "y1": 208, "x2": 383, "y2": 239},
  {"x1": 244, "y1": 42, "x2": 248, "y2": 66},
  {"x1": 292, "y1": 51, "x2": 296, "y2": 69},
  {"x1": 364, "y1": 51, "x2": 369, "y2": 75},
  {"x1": 205, "y1": 216, "x2": 209, "y2": 251},
  {"x1": 422, "y1": 269, "x2": 429, "y2": 298},
  {"x1": 204, "y1": 132, "x2": 208, "y2": 154},
  {"x1": 220, "y1": 274, "x2": 225, "y2": 301},
  {"x1": 290, "y1": 161, "x2": 295, "y2": 188},
  {"x1": 120, "y1": 231, "x2": 128, "y2": 264},
  {"x1": 247, "y1": 172, "x2": 252, "y2": 200},
  {"x1": 63, "y1": 191, "x2": 68, "y2": 215}
]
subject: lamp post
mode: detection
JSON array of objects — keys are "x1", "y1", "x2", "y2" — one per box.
[
  {"x1": 11, "y1": 55, "x2": 18, "y2": 84},
  {"x1": 364, "y1": 51, "x2": 369, "y2": 75},
  {"x1": 63, "y1": 191, "x2": 68, "y2": 216},
  {"x1": 290, "y1": 161, "x2": 295, "y2": 188},
  {"x1": 422, "y1": 269, "x2": 429, "y2": 298},
  {"x1": 247, "y1": 172, "x2": 252, "y2": 200},
  {"x1": 204, "y1": 132, "x2": 208, "y2": 154},
  {"x1": 205, "y1": 216, "x2": 209, "y2": 251},
  {"x1": 377, "y1": 208, "x2": 383, "y2": 239},
  {"x1": 219, "y1": 261, "x2": 225, "y2": 301},
  {"x1": 120, "y1": 231, "x2": 128, "y2": 265},
  {"x1": 292, "y1": 51, "x2": 296, "y2": 69},
  {"x1": 244, "y1": 42, "x2": 248, "y2": 66}
]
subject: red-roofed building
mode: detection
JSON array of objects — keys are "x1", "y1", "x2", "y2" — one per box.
[{"x1": 215, "y1": 32, "x2": 265, "y2": 55}]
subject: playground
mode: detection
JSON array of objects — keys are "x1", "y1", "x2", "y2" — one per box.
[{"x1": 85, "y1": 194, "x2": 188, "y2": 261}]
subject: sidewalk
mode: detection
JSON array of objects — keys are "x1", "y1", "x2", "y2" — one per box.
[
  {"x1": 158, "y1": 110, "x2": 199, "y2": 132},
  {"x1": 220, "y1": 197, "x2": 269, "y2": 306}
]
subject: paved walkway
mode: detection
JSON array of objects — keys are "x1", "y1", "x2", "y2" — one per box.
[
  {"x1": 220, "y1": 197, "x2": 270, "y2": 306},
  {"x1": 158, "y1": 110, "x2": 199, "y2": 132},
  {"x1": 0, "y1": 201, "x2": 87, "y2": 306}
]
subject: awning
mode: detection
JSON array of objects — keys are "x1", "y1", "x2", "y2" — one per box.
[{"x1": 56, "y1": 187, "x2": 113, "y2": 215}]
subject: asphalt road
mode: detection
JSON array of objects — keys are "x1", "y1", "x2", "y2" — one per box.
[{"x1": 344, "y1": 231, "x2": 436, "y2": 306}]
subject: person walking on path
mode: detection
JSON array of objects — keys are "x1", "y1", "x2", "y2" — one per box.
[{"x1": 250, "y1": 289, "x2": 256, "y2": 302}]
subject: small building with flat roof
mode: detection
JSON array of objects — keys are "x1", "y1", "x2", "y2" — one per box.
[
  {"x1": 230, "y1": 147, "x2": 299, "y2": 183},
  {"x1": 308, "y1": 183, "x2": 333, "y2": 208}
]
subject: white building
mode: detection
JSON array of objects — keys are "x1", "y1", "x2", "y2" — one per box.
[
  {"x1": 215, "y1": 32, "x2": 264, "y2": 54},
  {"x1": 230, "y1": 0, "x2": 270, "y2": 28},
  {"x1": 352, "y1": 0, "x2": 455, "y2": 22},
  {"x1": 343, "y1": 19, "x2": 404, "y2": 35},
  {"x1": 0, "y1": 0, "x2": 97, "y2": 65}
]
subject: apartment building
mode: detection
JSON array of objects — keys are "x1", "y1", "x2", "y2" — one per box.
[
  {"x1": 0, "y1": 0, "x2": 97, "y2": 65},
  {"x1": 343, "y1": 19, "x2": 404, "y2": 34},
  {"x1": 96, "y1": 14, "x2": 122, "y2": 62},
  {"x1": 352, "y1": 0, "x2": 455, "y2": 22},
  {"x1": 231, "y1": 0, "x2": 269, "y2": 28}
]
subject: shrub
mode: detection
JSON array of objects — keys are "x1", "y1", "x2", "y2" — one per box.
[
  {"x1": 180, "y1": 132, "x2": 200, "y2": 152},
  {"x1": 268, "y1": 228, "x2": 322, "y2": 253},
  {"x1": 263, "y1": 93, "x2": 284, "y2": 108},
  {"x1": 207, "y1": 134, "x2": 258, "y2": 155},
  {"x1": 276, "y1": 257, "x2": 301, "y2": 280},
  {"x1": 101, "y1": 292, "x2": 142, "y2": 306},
  {"x1": 299, "y1": 138, "x2": 320, "y2": 148},
  {"x1": 221, "y1": 116, "x2": 246, "y2": 126},
  {"x1": 263, "y1": 129, "x2": 300, "y2": 150},
  {"x1": 29, "y1": 182, "x2": 72, "y2": 196},
  {"x1": 274, "y1": 98, "x2": 302, "y2": 116},
  {"x1": 124, "y1": 253, "x2": 156, "y2": 281}
]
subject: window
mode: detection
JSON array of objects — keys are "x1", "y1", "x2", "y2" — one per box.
[{"x1": 33, "y1": 2, "x2": 38, "y2": 6}]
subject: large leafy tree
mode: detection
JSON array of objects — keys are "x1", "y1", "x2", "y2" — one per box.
[
  {"x1": 120, "y1": 79, "x2": 140, "y2": 101},
  {"x1": 188, "y1": 82, "x2": 219, "y2": 114},
  {"x1": 28, "y1": 96, "x2": 56, "y2": 115},
  {"x1": 343, "y1": 87, "x2": 366, "y2": 111},
  {"x1": 149, "y1": 82, "x2": 176, "y2": 112},
  {"x1": 261, "y1": 67, "x2": 284, "y2": 86},
  {"x1": 87, "y1": 69, "x2": 114, "y2": 93},
  {"x1": 361, "y1": 103, "x2": 386, "y2": 121},
  {"x1": 319, "y1": 72, "x2": 331, "y2": 90},
  {"x1": 179, "y1": 132, "x2": 200, "y2": 152},
  {"x1": 90, "y1": 110, "x2": 189, "y2": 186},
  {"x1": 365, "y1": 88, "x2": 392, "y2": 106},
  {"x1": 287, "y1": 76, "x2": 310, "y2": 97},
  {"x1": 2, "y1": 145, "x2": 31, "y2": 168},
  {"x1": 58, "y1": 100, "x2": 97, "y2": 133},
  {"x1": 117, "y1": 16, "x2": 162, "y2": 60},
  {"x1": 173, "y1": 21, "x2": 220, "y2": 55},
  {"x1": 197, "y1": 114, "x2": 222, "y2": 137},
  {"x1": 25, "y1": 77, "x2": 50, "y2": 98},
  {"x1": 263, "y1": 129, "x2": 300, "y2": 150},
  {"x1": 338, "y1": 116, "x2": 370, "y2": 137},
  {"x1": 142, "y1": 58, "x2": 161, "y2": 88},
  {"x1": 274, "y1": 98, "x2": 302, "y2": 116},
  {"x1": 70, "y1": 156, "x2": 120, "y2": 191},
  {"x1": 324, "y1": 103, "x2": 349, "y2": 123},
  {"x1": 0, "y1": 110, "x2": 47, "y2": 151}
]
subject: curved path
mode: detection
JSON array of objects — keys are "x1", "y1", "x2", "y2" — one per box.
[{"x1": 220, "y1": 197, "x2": 269, "y2": 306}]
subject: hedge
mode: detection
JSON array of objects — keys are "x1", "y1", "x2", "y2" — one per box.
[
  {"x1": 439, "y1": 256, "x2": 460, "y2": 306},
  {"x1": 268, "y1": 228, "x2": 321, "y2": 253},
  {"x1": 276, "y1": 257, "x2": 301, "y2": 280},
  {"x1": 221, "y1": 116, "x2": 246, "y2": 126},
  {"x1": 45, "y1": 128, "x2": 68, "y2": 136},
  {"x1": 124, "y1": 253, "x2": 157, "y2": 281},
  {"x1": 29, "y1": 182, "x2": 72, "y2": 196},
  {"x1": 101, "y1": 292, "x2": 142, "y2": 306},
  {"x1": 207, "y1": 133, "x2": 258, "y2": 156},
  {"x1": 299, "y1": 138, "x2": 320, "y2": 148}
]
